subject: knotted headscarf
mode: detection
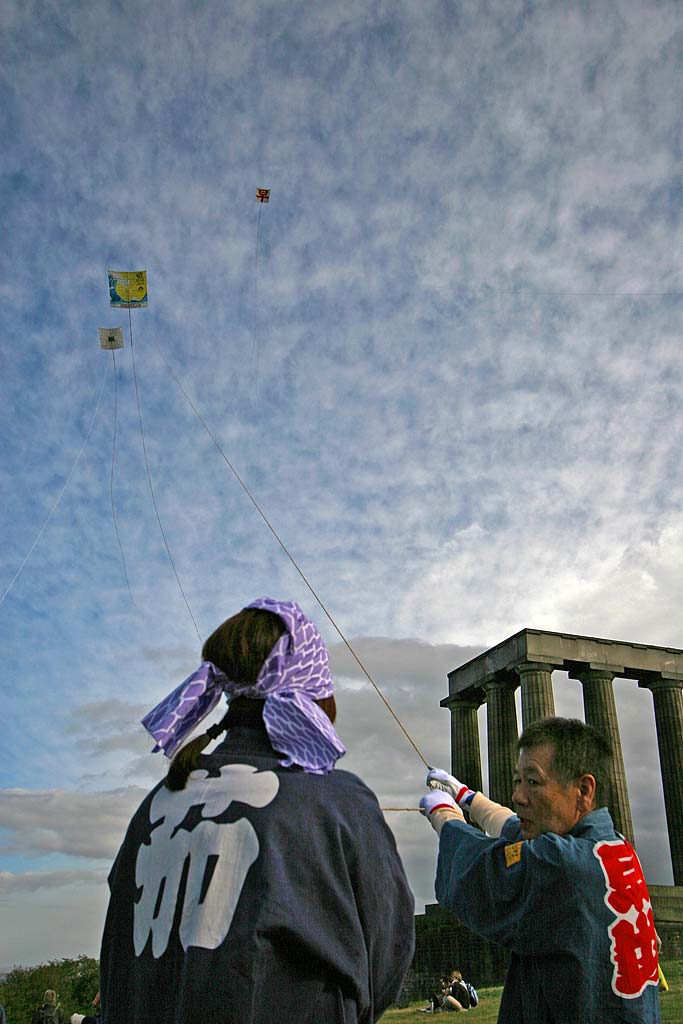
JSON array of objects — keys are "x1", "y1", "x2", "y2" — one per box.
[{"x1": 141, "y1": 598, "x2": 346, "y2": 773}]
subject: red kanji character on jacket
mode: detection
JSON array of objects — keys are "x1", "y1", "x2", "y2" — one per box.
[{"x1": 594, "y1": 838, "x2": 659, "y2": 999}]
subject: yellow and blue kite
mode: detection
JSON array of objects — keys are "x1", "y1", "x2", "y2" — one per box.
[{"x1": 108, "y1": 270, "x2": 148, "y2": 308}]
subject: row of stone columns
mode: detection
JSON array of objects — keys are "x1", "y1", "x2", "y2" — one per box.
[
  {"x1": 449, "y1": 666, "x2": 683, "y2": 882},
  {"x1": 645, "y1": 679, "x2": 683, "y2": 887}
]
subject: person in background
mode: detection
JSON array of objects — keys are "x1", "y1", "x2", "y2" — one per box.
[
  {"x1": 420, "y1": 717, "x2": 661, "y2": 1023},
  {"x1": 420, "y1": 976, "x2": 448, "y2": 1014},
  {"x1": 100, "y1": 597, "x2": 414, "y2": 1024},
  {"x1": 443, "y1": 970, "x2": 471, "y2": 1012},
  {"x1": 31, "y1": 991, "x2": 65, "y2": 1024}
]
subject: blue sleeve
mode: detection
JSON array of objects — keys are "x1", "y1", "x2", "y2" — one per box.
[{"x1": 435, "y1": 819, "x2": 584, "y2": 954}]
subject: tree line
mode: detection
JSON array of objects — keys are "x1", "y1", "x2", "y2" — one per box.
[{"x1": 0, "y1": 957, "x2": 99, "y2": 1024}]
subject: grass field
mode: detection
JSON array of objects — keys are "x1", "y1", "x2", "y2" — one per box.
[{"x1": 380, "y1": 959, "x2": 683, "y2": 1023}]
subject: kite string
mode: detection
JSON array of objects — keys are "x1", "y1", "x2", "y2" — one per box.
[
  {"x1": 380, "y1": 807, "x2": 423, "y2": 812},
  {"x1": 253, "y1": 201, "x2": 262, "y2": 359},
  {"x1": 109, "y1": 351, "x2": 136, "y2": 605},
  {"x1": 150, "y1": 336, "x2": 430, "y2": 769},
  {"x1": 252, "y1": 200, "x2": 264, "y2": 393},
  {"x1": 128, "y1": 309, "x2": 202, "y2": 644},
  {"x1": 0, "y1": 361, "x2": 109, "y2": 609}
]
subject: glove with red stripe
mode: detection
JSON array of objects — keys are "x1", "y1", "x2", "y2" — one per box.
[
  {"x1": 427, "y1": 767, "x2": 476, "y2": 808},
  {"x1": 419, "y1": 790, "x2": 458, "y2": 816},
  {"x1": 419, "y1": 789, "x2": 463, "y2": 833}
]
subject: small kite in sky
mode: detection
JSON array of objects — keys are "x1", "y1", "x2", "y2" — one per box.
[
  {"x1": 255, "y1": 188, "x2": 271, "y2": 203},
  {"x1": 99, "y1": 327, "x2": 124, "y2": 350},
  {"x1": 108, "y1": 270, "x2": 148, "y2": 308}
]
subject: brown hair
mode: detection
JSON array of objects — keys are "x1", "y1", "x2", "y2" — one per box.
[
  {"x1": 165, "y1": 607, "x2": 336, "y2": 790},
  {"x1": 201, "y1": 607, "x2": 287, "y2": 681}
]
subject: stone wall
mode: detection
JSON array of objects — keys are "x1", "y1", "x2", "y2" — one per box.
[{"x1": 651, "y1": 886, "x2": 683, "y2": 959}]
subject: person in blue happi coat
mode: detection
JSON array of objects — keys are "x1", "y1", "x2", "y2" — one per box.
[
  {"x1": 100, "y1": 598, "x2": 414, "y2": 1024},
  {"x1": 420, "y1": 717, "x2": 661, "y2": 1023}
]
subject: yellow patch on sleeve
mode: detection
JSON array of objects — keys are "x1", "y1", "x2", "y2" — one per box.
[{"x1": 504, "y1": 842, "x2": 523, "y2": 867}]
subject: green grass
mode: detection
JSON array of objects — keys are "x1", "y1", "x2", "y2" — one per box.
[
  {"x1": 380, "y1": 960, "x2": 683, "y2": 1023},
  {"x1": 659, "y1": 958, "x2": 683, "y2": 1024},
  {"x1": 380, "y1": 982, "x2": 502, "y2": 1024}
]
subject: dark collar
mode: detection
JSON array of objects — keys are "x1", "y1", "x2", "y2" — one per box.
[{"x1": 213, "y1": 724, "x2": 282, "y2": 759}]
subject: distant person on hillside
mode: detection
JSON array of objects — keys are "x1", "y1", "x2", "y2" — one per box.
[
  {"x1": 31, "y1": 991, "x2": 65, "y2": 1024},
  {"x1": 419, "y1": 717, "x2": 661, "y2": 1023},
  {"x1": 0, "y1": 1001, "x2": 6, "y2": 1024},
  {"x1": 99, "y1": 597, "x2": 414, "y2": 1024},
  {"x1": 420, "y1": 971, "x2": 476, "y2": 1015},
  {"x1": 420, "y1": 976, "x2": 448, "y2": 1013},
  {"x1": 443, "y1": 970, "x2": 475, "y2": 1012}
]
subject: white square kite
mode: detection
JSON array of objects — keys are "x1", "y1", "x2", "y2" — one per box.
[{"x1": 99, "y1": 327, "x2": 124, "y2": 350}]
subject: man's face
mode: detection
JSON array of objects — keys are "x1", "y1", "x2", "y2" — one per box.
[{"x1": 512, "y1": 742, "x2": 583, "y2": 840}]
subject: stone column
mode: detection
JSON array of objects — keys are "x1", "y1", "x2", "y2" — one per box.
[
  {"x1": 486, "y1": 675, "x2": 519, "y2": 808},
  {"x1": 641, "y1": 678, "x2": 683, "y2": 884},
  {"x1": 575, "y1": 669, "x2": 634, "y2": 843},
  {"x1": 450, "y1": 696, "x2": 483, "y2": 794},
  {"x1": 516, "y1": 661, "x2": 556, "y2": 728}
]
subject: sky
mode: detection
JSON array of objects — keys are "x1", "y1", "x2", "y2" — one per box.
[{"x1": 1, "y1": 0, "x2": 682, "y2": 971}]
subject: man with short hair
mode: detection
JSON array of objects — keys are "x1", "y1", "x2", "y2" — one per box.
[{"x1": 420, "y1": 717, "x2": 661, "y2": 1023}]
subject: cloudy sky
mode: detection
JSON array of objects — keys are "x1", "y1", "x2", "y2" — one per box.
[{"x1": 1, "y1": 0, "x2": 682, "y2": 971}]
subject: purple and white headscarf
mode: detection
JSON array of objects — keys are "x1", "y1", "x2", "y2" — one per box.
[{"x1": 141, "y1": 597, "x2": 346, "y2": 773}]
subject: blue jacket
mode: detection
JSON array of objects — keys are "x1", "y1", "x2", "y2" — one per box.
[
  {"x1": 436, "y1": 807, "x2": 661, "y2": 1023},
  {"x1": 100, "y1": 723, "x2": 414, "y2": 1024}
]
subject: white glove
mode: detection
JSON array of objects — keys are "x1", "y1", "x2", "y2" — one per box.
[
  {"x1": 71, "y1": 1016, "x2": 85, "y2": 1024},
  {"x1": 419, "y1": 790, "x2": 458, "y2": 816},
  {"x1": 427, "y1": 767, "x2": 476, "y2": 808},
  {"x1": 419, "y1": 790, "x2": 462, "y2": 834}
]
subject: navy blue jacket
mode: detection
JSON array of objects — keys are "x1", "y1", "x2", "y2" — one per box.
[
  {"x1": 100, "y1": 724, "x2": 414, "y2": 1024},
  {"x1": 436, "y1": 807, "x2": 661, "y2": 1023}
]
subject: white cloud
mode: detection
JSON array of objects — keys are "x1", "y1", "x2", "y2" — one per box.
[
  {"x1": 0, "y1": 787, "x2": 146, "y2": 860},
  {"x1": 0, "y1": 869, "x2": 107, "y2": 895}
]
